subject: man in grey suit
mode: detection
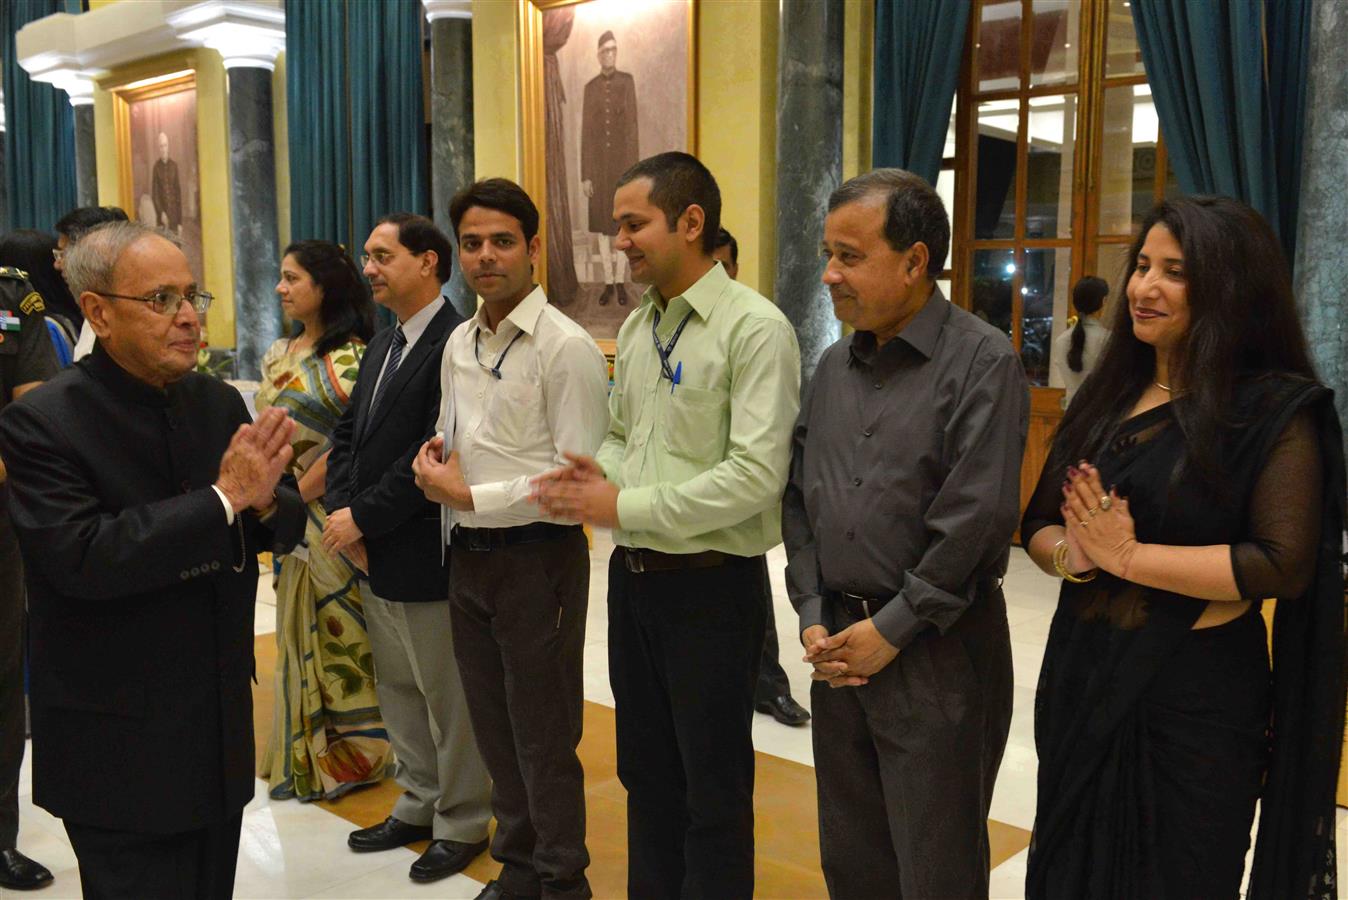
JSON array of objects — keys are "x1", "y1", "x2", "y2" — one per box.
[{"x1": 323, "y1": 213, "x2": 491, "y2": 884}]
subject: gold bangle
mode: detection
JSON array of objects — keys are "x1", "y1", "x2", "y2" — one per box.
[{"x1": 1054, "y1": 539, "x2": 1098, "y2": 583}]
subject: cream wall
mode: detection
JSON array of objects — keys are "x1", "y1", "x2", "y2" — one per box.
[
  {"x1": 93, "y1": 49, "x2": 237, "y2": 349},
  {"x1": 274, "y1": 52, "x2": 290, "y2": 250}
]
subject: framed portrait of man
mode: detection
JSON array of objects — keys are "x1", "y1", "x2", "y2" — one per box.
[
  {"x1": 111, "y1": 70, "x2": 205, "y2": 285},
  {"x1": 521, "y1": 0, "x2": 696, "y2": 354}
]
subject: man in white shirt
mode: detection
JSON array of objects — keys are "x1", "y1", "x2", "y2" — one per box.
[{"x1": 414, "y1": 180, "x2": 609, "y2": 900}]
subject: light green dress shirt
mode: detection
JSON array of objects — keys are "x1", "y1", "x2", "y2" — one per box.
[{"x1": 597, "y1": 262, "x2": 801, "y2": 555}]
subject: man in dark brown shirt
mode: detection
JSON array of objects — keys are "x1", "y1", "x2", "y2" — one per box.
[{"x1": 783, "y1": 169, "x2": 1028, "y2": 898}]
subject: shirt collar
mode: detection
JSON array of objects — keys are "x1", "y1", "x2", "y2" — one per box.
[
  {"x1": 398, "y1": 295, "x2": 445, "y2": 346},
  {"x1": 85, "y1": 343, "x2": 174, "y2": 407},
  {"x1": 641, "y1": 261, "x2": 730, "y2": 321},
  {"x1": 848, "y1": 283, "x2": 950, "y2": 364},
  {"x1": 474, "y1": 285, "x2": 546, "y2": 337}
]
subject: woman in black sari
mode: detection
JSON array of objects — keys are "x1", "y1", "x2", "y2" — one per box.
[{"x1": 1022, "y1": 195, "x2": 1345, "y2": 898}]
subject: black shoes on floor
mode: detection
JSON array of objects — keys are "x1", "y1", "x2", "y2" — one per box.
[
  {"x1": 0, "y1": 848, "x2": 53, "y2": 891},
  {"x1": 756, "y1": 693, "x2": 812, "y2": 727}
]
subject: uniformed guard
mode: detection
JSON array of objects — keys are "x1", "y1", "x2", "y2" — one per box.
[{"x1": 0, "y1": 266, "x2": 58, "y2": 892}]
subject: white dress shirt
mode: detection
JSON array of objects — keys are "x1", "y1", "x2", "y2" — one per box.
[
  {"x1": 436, "y1": 286, "x2": 609, "y2": 530},
  {"x1": 369, "y1": 294, "x2": 445, "y2": 401}
]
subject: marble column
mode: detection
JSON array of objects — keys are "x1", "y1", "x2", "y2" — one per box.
[
  {"x1": 1294, "y1": 0, "x2": 1348, "y2": 459},
  {"x1": 226, "y1": 66, "x2": 282, "y2": 380},
  {"x1": 72, "y1": 103, "x2": 97, "y2": 208},
  {"x1": 774, "y1": 0, "x2": 844, "y2": 383},
  {"x1": 426, "y1": 0, "x2": 476, "y2": 319}
]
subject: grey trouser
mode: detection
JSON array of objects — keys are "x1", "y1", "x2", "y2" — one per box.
[
  {"x1": 360, "y1": 583, "x2": 492, "y2": 842},
  {"x1": 449, "y1": 528, "x2": 591, "y2": 900},
  {"x1": 812, "y1": 588, "x2": 1014, "y2": 899}
]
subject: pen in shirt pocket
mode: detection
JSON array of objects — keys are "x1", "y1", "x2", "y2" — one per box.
[{"x1": 671, "y1": 360, "x2": 682, "y2": 395}]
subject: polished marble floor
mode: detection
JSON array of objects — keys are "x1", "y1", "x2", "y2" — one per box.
[{"x1": 7, "y1": 532, "x2": 1347, "y2": 898}]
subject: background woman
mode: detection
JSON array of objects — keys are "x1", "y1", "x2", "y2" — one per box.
[
  {"x1": 1020, "y1": 196, "x2": 1344, "y2": 897},
  {"x1": 0, "y1": 230, "x2": 81, "y2": 365},
  {"x1": 1051, "y1": 274, "x2": 1109, "y2": 404},
  {"x1": 256, "y1": 240, "x2": 390, "y2": 801}
]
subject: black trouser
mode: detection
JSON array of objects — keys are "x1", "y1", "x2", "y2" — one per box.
[
  {"x1": 812, "y1": 586, "x2": 1013, "y2": 899},
  {"x1": 450, "y1": 527, "x2": 591, "y2": 900},
  {"x1": 63, "y1": 813, "x2": 243, "y2": 900},
  {"x1": 754, "y1": 558, "x2": 791, "y2": 703},
  {"x1": 608, "y1": 550, "x2": 766, "y2": 900},
  {"x1": 0, "y1": 512, "x2": 24, "y2": 850}
]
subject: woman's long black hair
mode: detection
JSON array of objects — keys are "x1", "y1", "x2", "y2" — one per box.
[
  {"x1": 282, "y1": 240, "x2": 374, "y2": 357},
  {"x1": 1052, "y1": 195, "x2": 1316, "y2": 482},
  {"x1": 0, "y1": 229, "x2": 81, "y2": 327},
  {"x1": 1066, "y1": 275, "x2": 1109, "y2": 373}
]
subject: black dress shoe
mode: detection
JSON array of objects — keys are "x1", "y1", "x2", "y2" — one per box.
[
  {"x1": 756, "y1": 693, "x2": 811, "y2": 726},
  {"x1": 474, "y1": 878, "x2": 540, "y2": 900},
  {"x1": 597, "y1": 284, "x2": 612, "y2": 306},
  {"x1": 408, "y1": 837, "x2": 489, "y2": 883},
  {"x1": 347, "y1": 816, "x2": 433, "y2": 852},
  {"x1": 0, "y1": 848, "x2": 54, "y2": 890},
  {"x1": 616, "y1": 284, "x2": 630, "y2": 306}
]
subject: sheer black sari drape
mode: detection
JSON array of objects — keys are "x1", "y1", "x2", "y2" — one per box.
[{"x1": 1022, "y1": 374, "x2": 1345, "y2": 898}]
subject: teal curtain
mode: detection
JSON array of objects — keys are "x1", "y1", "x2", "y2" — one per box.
[
  {"x1": 870, "y1": 0, "x2": 970, "y2": 186},
  {"x1": 2, "y1": 0, "x2": 79, "y2": 230},
  {"x1": 286, "y1": 0, "x2": 427, "y2": 325},
  {"x1": 1131, "y1": 0, "x2": 1309, "y2": 262}
]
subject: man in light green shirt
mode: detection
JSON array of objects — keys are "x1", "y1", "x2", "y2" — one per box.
[{"x1": 535, "y1": 152, "x2": 799, "y2": 898}]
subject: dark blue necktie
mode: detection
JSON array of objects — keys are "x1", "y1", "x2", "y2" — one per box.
[{"x1": 368, "y1": 325, "x2": 406, "y2": 419}]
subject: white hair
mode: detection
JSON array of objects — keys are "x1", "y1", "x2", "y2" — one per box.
[{"x1": 63, "y1": 221, "x2": 180, "y2": 297}]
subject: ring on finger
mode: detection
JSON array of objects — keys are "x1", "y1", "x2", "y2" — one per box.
[
  {"x1": 1087, "y1": 506, "x2": 1100, "y2": 517},
  {"x1": 1100, "y1": 494, "x2": 1113, "y2": 511}
]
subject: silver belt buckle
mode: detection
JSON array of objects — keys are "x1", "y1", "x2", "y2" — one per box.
[
  {"x1": 625, "y1": 548, "x2": 646, "y2": 573},
  {"x1": 861, "y1": 599, "x2": 872, "y2": 618}
]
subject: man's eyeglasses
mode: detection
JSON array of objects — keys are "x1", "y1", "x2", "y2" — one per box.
[
  {"x1": 94, "y1": 289, "x2": 214, "y2": 317},
  {"x1": 51, "y1": 248, "x2": 65, "y2": 264},
  {"x1": 360, "y1": 249, "x2": 423, "y2": 268}
]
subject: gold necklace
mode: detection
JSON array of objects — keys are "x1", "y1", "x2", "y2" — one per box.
[{"x1": 1154, "y1": 380, "x2": 1172, "y2": 392}]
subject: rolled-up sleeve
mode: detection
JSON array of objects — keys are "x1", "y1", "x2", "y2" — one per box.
[{"x1": 871, "y1": 346, "x2": 1029, "y2": 649}]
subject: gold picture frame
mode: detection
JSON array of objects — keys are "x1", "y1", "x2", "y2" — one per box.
[
  {"x1": 519, "y1": 0, "x2": 698, "y2": 357},
  {"x1": 108, "y1": 63, "x2": 206, "y2": 285}
]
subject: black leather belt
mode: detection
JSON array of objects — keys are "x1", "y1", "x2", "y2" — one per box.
[
  {"x1": 830, "y1": 574, "x2": 1004, "y2": 621},
  {"x1": 620, "y1": 546, "x2": 747, "y2": 573},
  {"x1": 451, "y1": 522, "x2": 582, "y2": 551},
  {"x1": 834, "y1": 591, "x2": 891, "y2": 621}
]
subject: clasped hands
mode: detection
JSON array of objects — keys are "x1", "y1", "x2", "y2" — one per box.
[
  {"x1": 801, "y1": 620, "x2": 899, "y2": 688},
  {"x1": 214, "y1": 406, "x2": 295, "y2": 515},
  {"x1": 1061, "y1": 460, "x2": 1139, "y2": 579},
  {"x1": 530, "y1": 453, "x2": 620, "y2": 527}
]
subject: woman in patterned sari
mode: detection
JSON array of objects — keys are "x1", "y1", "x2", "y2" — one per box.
[{"x1": 256, "y1": 240, "x2": 392, "y2": 801}]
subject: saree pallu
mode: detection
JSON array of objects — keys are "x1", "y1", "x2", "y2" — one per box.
[
  {"x1": 255, "y1": 340, "x2": 394, "y2": 801},
  {"x1": 1025, "y1": 375, "x2": 1345, "y2": 898}
]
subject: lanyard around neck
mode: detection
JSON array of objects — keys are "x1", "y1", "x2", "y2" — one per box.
[
  {"x1": 651, "y1": 308, "x2": 694, "y2": 389},
  {"x1": 474, "y1": 326, "x2": 526, "y2": 379}
]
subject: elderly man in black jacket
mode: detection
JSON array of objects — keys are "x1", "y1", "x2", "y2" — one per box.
[{"x1": 0, "y1": 220, "x2": 303, "y2": 900}]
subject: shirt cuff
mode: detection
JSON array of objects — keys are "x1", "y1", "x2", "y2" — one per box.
[
  {"x1": 871, "y1": 597, "x2": 925, "y2": 651},
  {"x1": 469, "y1": 481, "x2": 511, "y2": 514},
  {"x1": 615, "y1": 485, "x2": 656, "y2": 532},
  {"x1": 211, "y1": 485, "x2": 236, "y2": 526},
  {"x1": 795, "y1": 594, "x2": 824, "y2": 637}
]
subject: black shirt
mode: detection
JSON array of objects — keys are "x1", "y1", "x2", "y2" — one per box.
[{"x1": 782, "y1": 288, "x2": 1030, "y2": 648}]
